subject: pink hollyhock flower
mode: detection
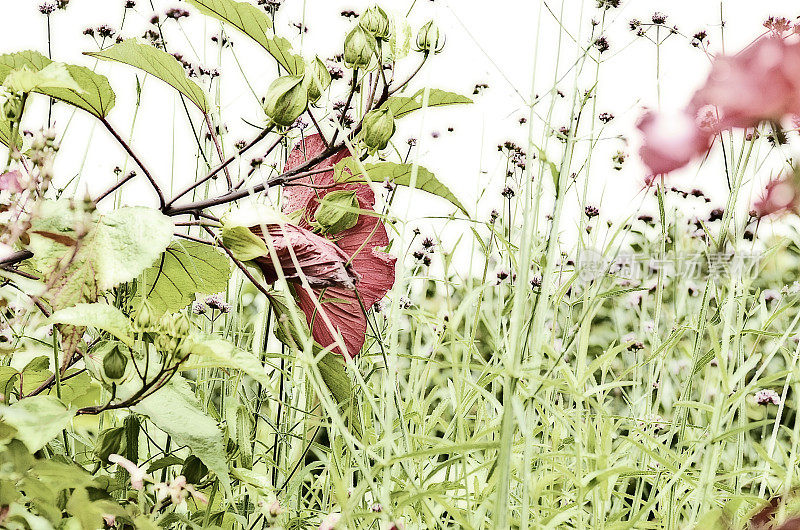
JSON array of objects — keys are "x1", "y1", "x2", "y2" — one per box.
[
  {"x1": 0, "y1": 170, "x2": 23, "y2": 193},
  {"x1": 753, "y1": 175, "x2": 799, "y2": 218},
  {"x1": 108, "y1": 454, "x2": 148, "y2": 490},
  {"x1": 637, "y1": 109, "x2": 712, "y2": 177},
  {"x1": 281, "y1": 133, "x2": 396, "y2": 358},
  {"x1": 249, "y1": 223, "x2": 359, "y2": 289},
  {"x1": 690, "y1": 36, "x2": 800, "y2": 130}
]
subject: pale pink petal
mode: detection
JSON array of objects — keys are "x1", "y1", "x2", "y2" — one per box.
[
  {"x1": 753, "y1": 176, "x2": 799, "y2": 217},
  {"x1": 108, "y1": 454, "x2": 147, "y2": 490},
  {"x1": 0, "y1": 170, "x2": 24, "y2": 194},
  {"x1": 637, "y1": 110, "x2": 711, "y2": 176}
]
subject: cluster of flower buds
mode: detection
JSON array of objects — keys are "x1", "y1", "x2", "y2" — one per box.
[
  {"x1": 26, "y1": 127, "x2": 59, "y2": 183},
  {"x1": 134, "y1": 300, "x2": 192, "y2": 356}
]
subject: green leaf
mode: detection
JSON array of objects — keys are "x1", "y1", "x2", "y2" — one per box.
[
  {"x1": 139, "y1": 241, "x2": 231, "y2": 314},
  {"x1": 0, "y1": 50, "x2": 115, "y2": 118},
  {"x1": 50, "y1": 303, "x2": 134, "y2": 347},
  {"x1": 1, "y1": 395, "x2": 74, "y2": 452},
  {"x1": 29, "y1": 202, "x2": 175, "y2": 295},
  {"x1": 183, "y1": 335, "x2": 269, "y2": 386},
  {"x1": 317, "y1": 352, "x2": 361, "y2": 438},
  {"x1": 221, "y1": 224, "x2": 268, "y2": 262},
  {"x1": 382, "y1": 88, "x2": 472, "y2": 119},
  {"x1": 85, "y1": 39, "x2": 208, "y2": 113},
  {"x1": 185, "y1": 0, "x2": 304, "y2": 75},
  {"x1": 134, "y1": 376, "x2": 231, "y2": 497},
  {"x1": 0, "y1": 118, "x2": 17, "y2": 148},
  {"x1": 266, "y1": 289, "x2": 312, "y2": 349},
  {"x1": 339, "y1": 160, "x2": 468, "y2": 215}
]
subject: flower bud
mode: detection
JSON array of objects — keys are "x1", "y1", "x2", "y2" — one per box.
[
  {"x1": 361, "y1": 107, "x2": 396, "y2": 151},
  {"x1": 2, "y1": 93, "x2": 23, "y2": 121},
  {"x1": 416, "y1": 21, "x2": 445, "y2": 54},
  {"x1": 172, "y1": 311, "x2": 191, "y2": 337},
  {"x1": 360, "y1": 5, "x2": 391, "y2": 41},
  {"x1": 263, "y1": 75, "x2": 309, "y2": 127},
  {"x1": 313, "y1": 190, "x2": 360, "y2": 234},
  {"x1": 344, "y1": 24, "x2": 377, "y2": 68},
  {"x1": 95, "y1": 426, "x2": 125, "y2": 463},
  {"x1": 103, "y1": 344, "x2": 129, "y2": 380},
  {"x1": 306, "y1": 56, "x2": 332, "y2": 103},
  {"x1": 181, "y1": 455, "x2": 208, "y2": 484},
  {"x1": 135, "y1": 300, "x2": 155, "y2": 330}
]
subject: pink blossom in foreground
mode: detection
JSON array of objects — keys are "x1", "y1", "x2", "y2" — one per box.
[
  {"x1": 753, "y1": 176, "x2": 799, "y2": 218},
  {"x1": 637, "y1": 110, "x2": 712, "y2": 177},
  {"x1": 108, "y1": 454, "x2": 147, "y2": 490},
  {"x1": 250, "y1": 223, "x2": 359, "y2": 289},
  {"x1": 319, "y1": 512, "x2": 342, "y2": 530},
  {"x1": 690, "y1": 36, "x2": 800, "y2": 130},
  {"x1": 281, "y1": 133, "x2": 396, "y2": 358},
  {"x1": 0, "y1": 170, "x2": 23, "y2": 193}
]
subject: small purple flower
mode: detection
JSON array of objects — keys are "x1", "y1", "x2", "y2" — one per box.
[{"x1": 754, "y1": 389, "x2": 781, "y2": 406}]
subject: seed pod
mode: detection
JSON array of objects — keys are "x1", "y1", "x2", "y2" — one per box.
[
  {"x1": 306, "y1": 56, "x2": 332, "y2": 103},
  {"x1": 263, "y1": 75, "x2": 309, "y2": 127},
  {"x1": 181, "y1": 455, "x2": 208, "y2": 484},
  {"x1": 95, "y1": 426, "x2": 125, "y2": 463},
  {"x1": 344, "y1": 24, "x2": 377, "y2": 68},
  {"x1": 361, "y1": 107, "x2": 396, "y2": 151},
  {"x1": 103, "y1": 345, "x2": 128, "y2": 380},
  {"x1": 360, "y1": 5, "x2": 391, "y2": 41},
  {"x1": 416, "y1": 20, "x2": 444, "y2": 54},
  {"x1": 314, "y1": 190, "x2": 360, "y2": 234}
]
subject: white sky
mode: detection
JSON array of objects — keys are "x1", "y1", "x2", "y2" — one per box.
[{"x1": 0, "y1": 0, "x2": 797, "y2": 249}]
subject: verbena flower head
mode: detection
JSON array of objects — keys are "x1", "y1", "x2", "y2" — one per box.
[
  {"x1": 280, "y1": 134, "x2": 396, "y2": 357},
  {"x1": 754, "y1": 389, "x2": 781, "y2": 406}
]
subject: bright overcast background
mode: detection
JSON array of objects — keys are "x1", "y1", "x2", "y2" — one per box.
[{"x1": 0, "y1": 0, "x2": 797, "y2": 245}]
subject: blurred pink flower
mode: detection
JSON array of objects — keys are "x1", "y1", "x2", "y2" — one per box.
[
  {"x1": 319, "y1": 512, "x2": 342, "y2": 530},
  {"x1": 690, "y1": 36, "x2": 800, "y2": 129},
  {"x1": 753, "y1": 176, "x2": 799, "y2": 217},
  {"x1": 637, "y1": 110, "x2": 712, "y2": 177},
  {"x1": 0, "y1": 170, "x2": 23, "y2": 193},
  {"x1": 282, "y1": 134, "x2": 396, "y2": 358}
]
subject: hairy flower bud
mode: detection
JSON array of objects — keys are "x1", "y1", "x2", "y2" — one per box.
[
  {"x1": 416, "y1": 20, "x2": 444, "y2": 54},
  {"x1": 344, "y1": 24, "x2": 377, "y2": 68},
  {"x1": 360, "y1": 5, "x2": 391, "y2": 41},
  {"x1": 103, "y1": 344, "x2": 129, "y2": 380},
  {"x1": 306, "y1": 56, "x2": 332, "y2": 103},
  {"x1": 263, "y1": 75, "x2": 309, "y2": 127},
  {"x1": 313, "y1": 190, "x2": 360, "y2": 234},
  {"x1": 361, "y1": 106, "x2": 396, "y2": 151},
  {"x1": 172, "y1": 311, "x2": 191, "y2": 337}
]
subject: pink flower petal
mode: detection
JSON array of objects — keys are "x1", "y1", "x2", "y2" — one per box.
[
  {"x1": 249, "y1": 223, "x2": 359, "y2": 289},
  {"x1": 637, "y1": 109, "x2": 711, "y2": 177},
  {"x1": 0, "y1": 170, "x2": 24, "y2": 194}
]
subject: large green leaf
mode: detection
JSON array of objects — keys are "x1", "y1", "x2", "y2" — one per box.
[
  {"x1": 139, "y1": 241, "x2": 231, "y2": 313},
  {"x1": 382, "y1": 88, "x2": 472, "y2": 119},
  {"x1": 1, "y1": 395, "x2": 74, "y2": 452},
  {"x1": 86, "y1": 39, "x2": 208, "y2": 113},
  {"x1": 0, "y1": 118, "x2": 14, "y2": 148},
  {"x1": 134, "y1": 376, "x2": 231, "y2": 497},
  {"x1": 29, "y1": 202, "x2": 175, "y2": 294},
  {"x1": 50, "y1": 303, "x2": 134, "y2": 347},
  {"x1": 0, "y1": 50, "x2": 115, "y2": 118},
  {"x1": 185, "y1": 0, "x2": 304, "y2": 75},
  {"x1": 183, "y1": 335, "x2": 269, "y2": 386},
  {"x1": 339, "y1": 160, "x2": 469, "y2": 215}
]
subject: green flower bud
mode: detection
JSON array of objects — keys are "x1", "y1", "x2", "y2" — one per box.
[
  {"x1": 172, "y1": 311, "x2": 191, "y2": 337},
  {"x1": 416, "y1": 21, "x2": 445, "y2": 54},
  {"x1": 95, "y1": 426, "x2": 125, "y2": 463},
  {"x1": 360, "y1": 5, "x2": 391, "y2": 41},
  {"x1": 2, "y1": 93, "x2": 23, "y2": 121},
  {"x1": 103, "y1": 345, "x2": 129, "y2": 380},
  {"x1": 181, "y1": 455, "x2": 208, "y2": 484},
  {"x1": 314, "y1": 190, "x2": 360, "y2": 234},
  {"x1": 263, "y1": 75, "x2": 309, "y2": 127},
  {"x1": 135, "y1": 300, "x2": 155, "y2": 330},
  {"x1": 361, "y1": 107, "x2": 396, "y2": 151},
  {"x1": 306, "y1": 56, "x2": 332, "y2": 103},
  {"x1": 344, "y1": 24, "x2": 377, "y2": 69}
]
